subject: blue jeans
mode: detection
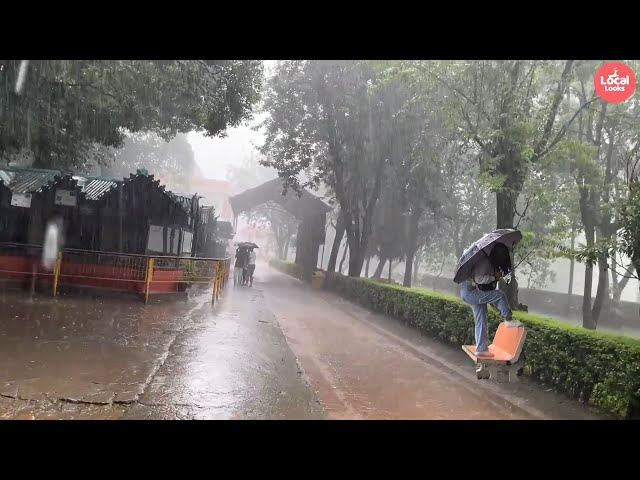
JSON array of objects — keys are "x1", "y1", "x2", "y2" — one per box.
[{"x1": 460, "y1": 284, "x2": 512, "y2": 352}]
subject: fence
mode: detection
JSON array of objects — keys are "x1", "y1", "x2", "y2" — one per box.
[{"x1": 0, "y1": 242, "x2": 231, "y2": 304}]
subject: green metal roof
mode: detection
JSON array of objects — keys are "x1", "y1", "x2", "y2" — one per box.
[
  {"x1": 0, "y1": 166, "x2": 120, "y2": 201},
  {"x1": 0, "y1": 167, "x2": 59, "y2": 194},
  {"x1": 0, "y1": 166, "x2": 201, "y2": 213}
]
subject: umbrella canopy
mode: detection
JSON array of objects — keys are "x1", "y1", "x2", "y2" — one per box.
[
  {"x1": 452, "y1": 229, "x2": 523, "y2": 284},
  {"x1": 235, "y1": 241, "x2": 259, "y2": 249}
]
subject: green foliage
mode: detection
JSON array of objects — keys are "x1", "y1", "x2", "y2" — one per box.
[
  {"x1": 0, "y1": 60, "x2": 263, "y2": 169},
  {"x1": 479, "y1": 171, "x2": 507, "y2": 192},
  {"x1": 575, "y1": 180, "x2": 640, "y2": 277},
  {"x1": 180, "y1": 260, "x2": 198, "y2": 283},
  {"x1": 103, "y1": 132, "x2": 195, "y2": 191},
  {"x1": 260, "y1": 60, "x2": 435, "y2": 276},
  {"x1": 319, "y1": 272, "x2": 640, "y2": 419},
  {"x1": 619, "y1": 182, "x2": 640, "y2": 263},
  {"x1": 547, "y1": 138, "x2": 599, "y2": 179}
]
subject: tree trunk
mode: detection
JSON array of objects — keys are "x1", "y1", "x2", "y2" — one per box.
[
  {"x1": 634, "y1": 260, "x2": 640, "y2": 318},
  {"x1": 283, "y1": 237, "x2": 290, "y2": 260},
  {"x1": 496, "y1": 188, "x2": 522, "y2": 310},
  {"x1": 612, "y1": 263, "x2": 634, "y2": 302},
  {"x1": 339, "y1": 241, "x2": 348, "y2": 274},
  {"x1": 592, "y1": 133, "x2": 615, "y2": 325},
  {"x1": 591, "y1": 247, "x2": 609, "y2": 327},
  {"x1": 582, "y1": 224, "x2": 596, "y2": 329},
  {"x1": 373, "y1": 257, "x2": 387, "y2": 279},
  {"x1": 327, "y1": 211, "x2": 345, "y2": 273},
  {"x1": 347, "y1": 233, "x2": 367, "y2": 277},
  {"x1": 567, "y1": 236, "x2": 575, "y2": 317},
  {"x1": 412, "y1": 253, "x2": 421, "y2": 286},
  {"x1": 403, "y1": 210, "x2": 422, "y2": 288},
  {"x1": 388, "y1": 259, "x2": 392, "y2": 283},
  {"x1": 404, "y1": 251, "x2": 415, "y2": 287},
  {"x1": 365, "y1": 256, "x2": 371, "y2": 278}
]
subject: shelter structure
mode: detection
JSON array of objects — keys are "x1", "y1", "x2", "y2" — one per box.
[
  {"x1": 0, "y1": 166, "x2": 202, "y2": 256},
  {"x1": 229, "y1": 178, "x2": 331, "y2": 281}
]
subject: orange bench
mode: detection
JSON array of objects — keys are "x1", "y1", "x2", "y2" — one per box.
[{"x1": 462, "y1": 322, "x2": 527, "y2": 382}]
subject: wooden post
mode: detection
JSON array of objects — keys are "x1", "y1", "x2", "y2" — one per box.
[
  {"x1": 144, "y1": 257, "x2": 154, "y2": 304},
  {"x1": 211, "y1": 261, "x2": 219, "y2": 304},
  {"x1": 216, "y1": 262, "x2": 221, "y2": 299},
  {"x1": 223, "y1": 261, "x2": 228, "y2": 287},
  {"x1": 52, "y1": 253, "x2": 62, "y2": 296},
  {"x1": 118, "y1": 184, "x2": 123, "y2": 253}
]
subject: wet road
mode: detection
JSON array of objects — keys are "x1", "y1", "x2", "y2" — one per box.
[
  {"x1": 0, "y1": 265, "x2": 607, "y2": 420},
  {"x1": 0, "y1": 283, "x2": 322, "y2": 420}
]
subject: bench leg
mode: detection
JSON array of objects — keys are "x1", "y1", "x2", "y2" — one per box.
[
  {"x1": 476, "y1": 359, "x2": 524, "y2": 383},
  {"x1": 493, "y1": 359, "x2": 525, "y2": 384},
  {"x1": 494, "y1": 369, "x2": 510, "y2": 383},
  {"x1": 476, "y1": 363, "x2": 490, "y2": 380}
]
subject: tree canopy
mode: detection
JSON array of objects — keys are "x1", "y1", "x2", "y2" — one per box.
[
  {"x1": 0, "y1": 60, "x2": 263, "y2": 170},
  {"x1": 258, "y1": 59, "x2": 640, "y2": 330}
]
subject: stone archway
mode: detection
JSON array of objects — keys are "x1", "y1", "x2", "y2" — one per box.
[{"x1": 229, "y1": 179, "x2": 330, "y2": 281}]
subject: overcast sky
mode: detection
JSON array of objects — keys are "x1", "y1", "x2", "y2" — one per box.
[
  {"x1": 187, "y1": 114, "x2": 266, "y2": 180},
  {"x1": 187, "y1": 61, "x2": 276, "y2": 181}
]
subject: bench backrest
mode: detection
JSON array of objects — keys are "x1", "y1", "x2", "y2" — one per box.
[{"x1": 492, "y1": 322, "x2": 526, "y2": 359}]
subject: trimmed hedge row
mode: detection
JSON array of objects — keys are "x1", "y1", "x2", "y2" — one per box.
[
  {"x1": 272, "y1": 259, "x2": 640, "y2": 419},
  {"x1": 269, "y1": 259, "x2": 304, "y2": 280}
]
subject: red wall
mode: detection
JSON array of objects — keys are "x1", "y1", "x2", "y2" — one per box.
[{"x1": 0, "y1": 255, "x2": 187, "y2": 293}]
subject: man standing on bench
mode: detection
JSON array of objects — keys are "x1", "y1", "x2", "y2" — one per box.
[{"x1": 460, "y1": 243, "x2": 522, "y2": 358}]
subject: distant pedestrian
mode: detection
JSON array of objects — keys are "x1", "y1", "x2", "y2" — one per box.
[
  {"x1": 246, "y1": 248, "x2": 256, "y2": 287},
  {"x1": 234, "y1": 247, "x2": 248, "y2": 286}
]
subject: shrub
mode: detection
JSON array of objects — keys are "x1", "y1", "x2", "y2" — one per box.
[
  {"x1": 319, "y1": 272, "x2": 640, "y2": 419},
  {"x1": 269, "y1": 259, "x2": 304, "y2": 280}
]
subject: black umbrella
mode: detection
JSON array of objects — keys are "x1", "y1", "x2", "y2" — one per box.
[
  {"x1": 236, "y1": 242, "x2": 259, "y2": 249},
  {"x1": 452, "y1": 229, "x2": 523, "y2": 284}
]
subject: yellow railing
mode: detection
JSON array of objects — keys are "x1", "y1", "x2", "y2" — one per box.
[
  {"x1": 146, "y1": 255, "x2": 231, "y2": 304},
  {"x1": 0, "y1": 242, "x2": 231, "y2": 304}
]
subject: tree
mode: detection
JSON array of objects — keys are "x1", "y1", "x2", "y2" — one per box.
[
  {"x1": 425, "y1": 152, "x2": 495, "y2": 270},
  {"x1": 242, "y1": 203, "x2": 298, "y2": 260},
  {"x1": 420, "y1": 60, "x2": 595, "y2": 309},
  {"x1": 378, "y1": 67, "x2": 448, "y2": 287},
  {"x1": 0, "y1": 60, "x2": 263, "y2": 169},
  {"x1": 226, "y1": 150, "x2": 277, "y2": 193},
  {"x1": 511, "y1": 159, "x2": 582, "y2": 293},
  {"x1": 325, "y1": 203, "x2": 345, "y2": 274},
  {"x1": 574, "y1": 108, "x2": 640, "y2": 319},
  {"x1": 618, "y1": 182, "x2": 640, "y2": 284},
  {"x1": 101, "y1": 132, "x2": 195, "y2": 191},
  {"x1": 259, "y1": 60, "x2": 386, "y2": 277},
  {"x1": 369, "y1": 181, "x2": 406, "y2": 279},
  {"x1": 548, "y1": 60, "x2": 640, "y2": 328}
]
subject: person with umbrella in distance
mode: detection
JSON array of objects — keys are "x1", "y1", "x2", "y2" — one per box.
[
  {"x1": 246, "y1": 246, "x2": 257, "y2": 287},
  {"x1": 234, "y1": 245, "x2": 248, "y2": 287},
  {"x1": 453, "y1": 229, "x2": 523, "y2": 358}
]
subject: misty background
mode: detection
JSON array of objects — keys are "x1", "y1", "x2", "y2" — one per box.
[{"x1": 3, "y1": 59, "x2": 639, "y2": 336}]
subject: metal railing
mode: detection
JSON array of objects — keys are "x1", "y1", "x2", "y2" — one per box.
[{"x1": 0, "y1": 242, "x2": 231, "y2": 304}]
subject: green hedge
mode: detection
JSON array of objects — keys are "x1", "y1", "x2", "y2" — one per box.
[
  {"x1": 269, "y1": 259, "x2": 304, "y2": 280},
  {"x1": 315, "y1": 272, "x2": 640, "y2": 419}
]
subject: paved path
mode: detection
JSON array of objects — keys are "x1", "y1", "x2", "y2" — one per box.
[{"x1": 260, "y1": 267, "x2": 607, "y2": 420}]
